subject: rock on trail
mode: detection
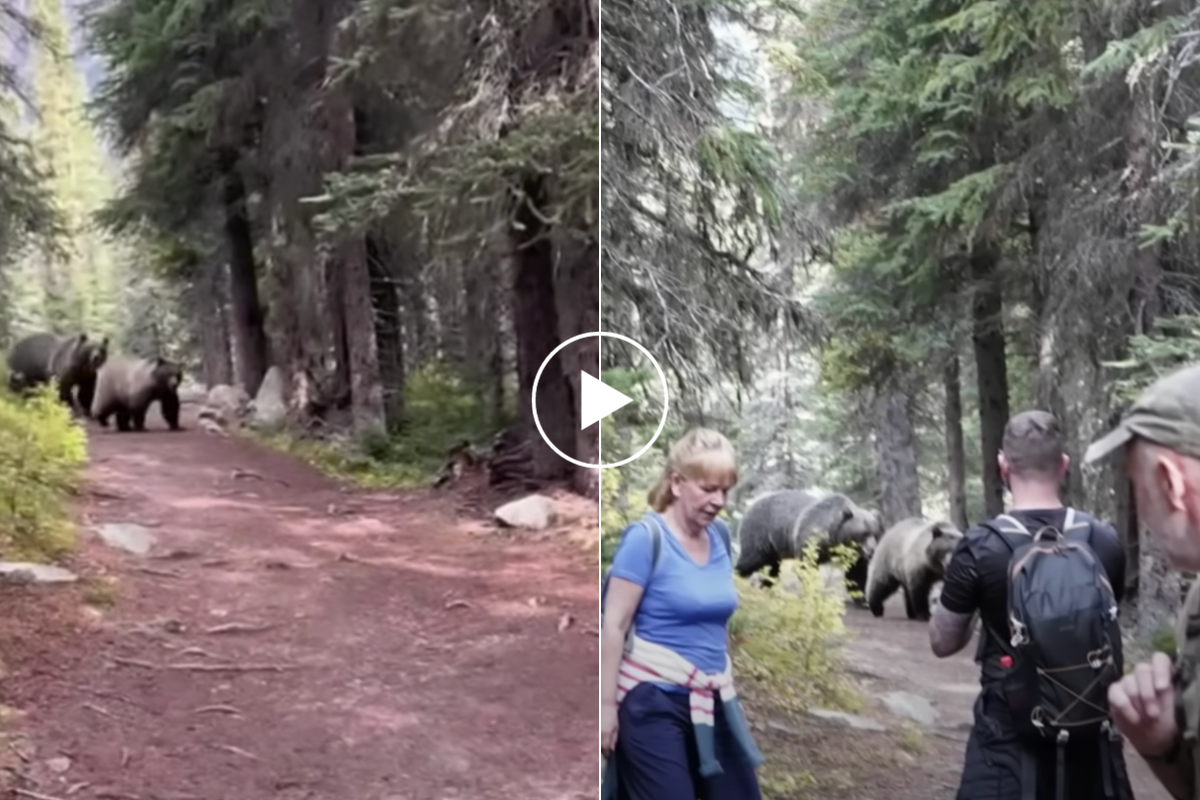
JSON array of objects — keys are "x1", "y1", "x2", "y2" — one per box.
[{"x1": 0, "y1": 407, "x2": 597, "y2": 800}]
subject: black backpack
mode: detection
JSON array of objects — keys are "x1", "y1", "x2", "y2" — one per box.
[{"x1": 978, "y1": 508, "x2": 1123, "y2": 747}]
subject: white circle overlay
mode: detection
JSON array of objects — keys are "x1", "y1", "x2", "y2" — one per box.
[{"x1": 531, "y1": 331, "x2": 670, "y2": 470}]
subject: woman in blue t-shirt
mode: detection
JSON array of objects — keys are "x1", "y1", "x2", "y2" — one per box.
[{"x1": 600, "y1": 427, "x2": 763, "y2": 800}]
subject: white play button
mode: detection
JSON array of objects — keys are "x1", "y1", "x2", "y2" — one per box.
[
  {"x1": 580, "y1": 371, "x2": 634, "y2": 430},
  {"x1": 532, "y1": 332, "x2": 669, "y2": 469}
]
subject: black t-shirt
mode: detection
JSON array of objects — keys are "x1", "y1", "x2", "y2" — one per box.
[{"x1": 939, "y1": 506, "x2": 1127, "y2": 659}]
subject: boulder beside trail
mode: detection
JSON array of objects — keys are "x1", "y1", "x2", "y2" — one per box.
[{"x1": 494, "y1": 494, "x2": 557, "y2": 531}]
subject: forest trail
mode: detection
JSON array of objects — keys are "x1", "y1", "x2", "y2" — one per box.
[
  {"x1": 0, "y1": 409, "x2": 598, "y2": 800},
  {"x1": 754, "y1": 591, "x2": 1173, "y2": 800}
]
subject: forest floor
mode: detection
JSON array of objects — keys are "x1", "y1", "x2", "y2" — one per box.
[
  {"x1": 0, "y1": 406, "x2": 599, "y2": 800},
  {"x1": 750, "y1": 590, "x2": 1173, "y2": 800}
]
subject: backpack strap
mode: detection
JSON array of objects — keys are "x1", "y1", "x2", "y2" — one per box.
[
  {"x1": 709, "y1": 516, "x2": 734, "y2": 562},
  {"x1": 975, "y1": 518, "x2": 1020, "y2": 662},
  {"x1": 601, "y1": 515, "x2": 664, "y2": 612},
  {"x1": 644, "y1": 513, "x2": 666, "y2": 576}
]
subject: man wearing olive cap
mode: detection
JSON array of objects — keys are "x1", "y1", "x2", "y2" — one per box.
[{"x1": 1085, "y1": 361, "x2": 1200, "y2": 800}]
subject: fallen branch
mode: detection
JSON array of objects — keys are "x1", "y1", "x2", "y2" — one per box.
[
  {"x1": 83, "y1": 701, "x2": 116, "y2": 719},
  {"x1": 110, "y1": 657, "x2": 298, "y2": 673},
  {"x1": 212, "y1": 743, "x2": 258, "y2": 760},
  {"x1": 151, "y1": 549, "x2": 200, "y2": 561},
  {"x1": 203, "y1": 622, "x2": 274, "y2": 635},
  {"x1": 14, "y1": 789, "x2": 67, "y2": 800},
  {"x1": 6, "y1": 739, "x2": 31, "y2": 762},
  {"x1": 177, "y1": 647, "x2": 215, "y2": 658},
  {"x1": 132, "y1": 567, "x2": 181, "y2": 579},
  {"x1": 193, "y1": 705, "x2": 242, "y2": 716},
  {"x1": 230, "y1": 467, "x2": 289, "y2": 487}
]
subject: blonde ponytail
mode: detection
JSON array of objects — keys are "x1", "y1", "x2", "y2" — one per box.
[{"x1": 646, "y1": 427, "x2": 739, "y2": 512}]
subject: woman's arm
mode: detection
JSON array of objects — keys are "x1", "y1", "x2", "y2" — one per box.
[
  {"x1": 601, "y1": 524, "x2": 655, "y2": 705},
  {"x1": 601, "y1": 577, "x2": 644, "y2": 705}
]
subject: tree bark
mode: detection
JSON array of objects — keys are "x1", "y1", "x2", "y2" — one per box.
[
  {"x1": 191, "y1": 264, "x2": 233, "y2": 388},
  {"x1": 220, "y1": 164, "x2": 270, "y2": 396},
  {"x1": 969, "y1": 245, "x2": 1011, "y2": 519},
  {"x1": 1123, "y1": 73, "x2": 1168, "y2": 627},
  {"x1": 367, "y1": 232, "x2": 405, "y2": 428},
  {"x1": 512, "y1": 178, "x2": 573, "y2": 483},
  {"x1": 872, "y1": 380, "x2": 922, "y2": 526},
  {"x1": 325, "y1": 92, "x2": 385, "y2": 436},
  {"x1": 553, "y1": 237, "x2": 600, "y2": 497},
  {"x1": 943, "y1": 352, "x2": 968, "y2": 530}
]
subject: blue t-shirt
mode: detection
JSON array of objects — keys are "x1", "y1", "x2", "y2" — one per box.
[{"x1": 608, "y1": 514, "x2": 739, "y2": 693}]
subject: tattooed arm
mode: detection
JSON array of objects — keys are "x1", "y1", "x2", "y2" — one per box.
[{"x1": 930, "y1": 535, "x2": 980, "y2": 658}]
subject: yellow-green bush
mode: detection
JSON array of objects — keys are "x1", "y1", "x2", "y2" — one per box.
[
  {"x1": 730, "y1": 539, "x2": 860, "y2": 713},
  {"x1": 0, "y1": 383, "x2": 88, "y2": 561}
]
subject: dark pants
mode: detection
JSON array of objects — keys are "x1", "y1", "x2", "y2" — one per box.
[
  {"x1": 955, "y1": 693, "x2": 1134, "y2": 800},
  {"x1": 614, "y1": 682, "x2": 763, "y2": 800}
]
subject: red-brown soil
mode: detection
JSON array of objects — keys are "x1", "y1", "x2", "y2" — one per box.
[{"x1": 0, "y1": 411, "x2": 598, "y2": 800}]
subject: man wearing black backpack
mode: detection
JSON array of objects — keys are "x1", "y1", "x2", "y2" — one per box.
[{"x1": 929, "y1": 410, "x2": 1134, "y2": 800}]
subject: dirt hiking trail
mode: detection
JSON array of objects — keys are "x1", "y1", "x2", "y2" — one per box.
[
  {"x1": 753, "y1": 590, "x2": 1172, "y2": 800},
  {"x1": 0, "y1": 410, "x2": 598, "y2": 800}
]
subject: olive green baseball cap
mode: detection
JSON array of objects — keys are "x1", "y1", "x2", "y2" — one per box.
[{"x1": 1084, "y1": 362, "x2": 1200, "y2": 464}]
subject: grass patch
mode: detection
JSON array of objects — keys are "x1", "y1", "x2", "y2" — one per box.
[
  {"x1": 80, "y1": 575, "x2": 119, "y2": 609},
  {"x1": 252, "y1": 362, "x2": 512, "y2": 489},
  {"x1": 760, "y1": 768, "x2": 820, "y2": 797},
  {"x1": 895, "y1": 725, "x2": 927, "y2": 755}
]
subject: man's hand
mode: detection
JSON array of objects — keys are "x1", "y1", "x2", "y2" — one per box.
[{"x1": 1109, "y1": 651, "x2": 1180, "y2": 759}]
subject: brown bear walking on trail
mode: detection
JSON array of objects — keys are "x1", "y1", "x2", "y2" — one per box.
[
  {"x1": 6, "y1": 331, "x2": 109, "y2": 417},
  {"x1": 91, "y1": 354, "x2": 184, "y2": 432}
]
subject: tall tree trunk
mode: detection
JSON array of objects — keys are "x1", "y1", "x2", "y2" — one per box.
[
  {"x1": 1124, "y1": 68, "x2": 1169, "y2": 632},
  {"x1": 943, "y1": 353, "x2": 968, "y2": 530},
  {"x1": 191, "y1": 264, "x2": 233, "y2": 388},
  {"x1": 325, "y1": 92, "x2": 385, "y2": 436},
  {"x1": 367, "y1": 232, "x2": 405, "y2": 428},
  {"x1": 553, "y1": 237, "x2": 600, "y2": 497},
  {"x1": 404, "y1": 266, "x2": 432, "y2": 370},
  {"x1": 872, "y1": 380, "x2": 922, "y2": 526},
  {"x1": 354, "y1": 105, "x2": 405, "y2": 428},
  {"x1": 324, "y1": 257, "x2": 351, "y2": 407},
  {"x1": 512, "y1": 179, "x2": 573, "y2": 482},
  {"x1": 970, "y1": 245, "x2": 1010, "y2": 519},
  {"x1": 220, "y1": 163, "x2": 270, "y2": 396}
]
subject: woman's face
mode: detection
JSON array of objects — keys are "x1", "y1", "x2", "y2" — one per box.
[{"x1": 672, "y1": 471, "x2": 734, "y2": 529}]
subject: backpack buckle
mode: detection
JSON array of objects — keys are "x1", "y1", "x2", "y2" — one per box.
[{"x1": 1009, "y1": 618, "x2": 1028, "y2": 648}]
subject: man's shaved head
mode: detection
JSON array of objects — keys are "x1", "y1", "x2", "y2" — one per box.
[{"x1": 1002, "y1": 410, "x2": 1066, "y2": 478}]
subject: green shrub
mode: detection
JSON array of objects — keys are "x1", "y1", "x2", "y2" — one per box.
[
  {"x1": 0, "y1": 383, "x2": 88, "y2": 561},
  {"x1": 1151, "y1": 622, "x2": 1178, "y2": 660},
  {"x1": 730, "y1": 539, "x2": 860, "y2": 713}
]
